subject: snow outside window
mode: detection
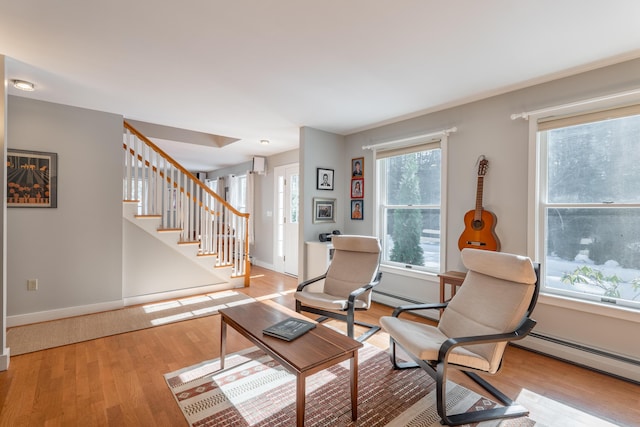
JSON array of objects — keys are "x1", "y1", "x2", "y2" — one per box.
[
  {"x1": 536, "y1": 107, "x2": 640, "y2": 310},
  {"x1": 377, "y1": 144, "x2": 442, "y2": 273}
]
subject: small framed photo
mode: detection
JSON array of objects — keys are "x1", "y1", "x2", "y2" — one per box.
[
  {"x1": 352, "y1": 157, "x2": 364, "y2": 177},
  {"x1": 351, "y1": 178, "x2": 363, "y2": 198},
  {"x1": 351, "y1": 200, "x2": 363, "y2": 220},
  {"x1": 313, "y1": 197, "x2": 336, "y2": 223},
  {"x1": 316, "y1": 168, "x2": 334, "y2": 190},
  {"x1": 7, "y1": 149, "x2": 58, "y2": 208}
]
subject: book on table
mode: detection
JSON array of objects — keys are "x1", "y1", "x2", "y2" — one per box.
[{"x1": 263, "y1": 317, "x2": 316, "y2": 341}]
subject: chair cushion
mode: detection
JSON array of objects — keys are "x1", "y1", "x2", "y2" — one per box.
[
  {"x1": 380, "y1": 316, "x2": 492, "y2": 371},
  {"x1": 296, "y1": 235, "x2": 380, "y2": 312},
  {"x1": 461, "y1": 248, "x2": 537, "y2": 284},
  {"x1": 294, "y1": 291, "x2": 369, "y2": 311},
  {"x1": 437, "y1": 249, "x2": 536, "y2": 373},
  {"x1": 323, "y1": 236, "x2": 380, "y2": 302},
  {"x1": 332, "y1": 234, "x2": 381, "y2": 253}
]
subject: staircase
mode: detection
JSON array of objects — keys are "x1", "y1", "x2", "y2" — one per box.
[{"x1": 121, "y1": 121, "x2": 250, "y2": 288}]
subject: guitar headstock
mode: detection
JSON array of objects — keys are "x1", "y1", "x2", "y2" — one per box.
[{"x1": 478, "y1": 158, "x2": 488, "y2": 177}]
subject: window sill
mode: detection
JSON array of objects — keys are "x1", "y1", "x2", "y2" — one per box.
[
  {"x1": 379, "y1": 264, "x2": 439, "y2": 282},
  {"x1": 538, "y1": 292, "x2": 640, "y2": 324}
]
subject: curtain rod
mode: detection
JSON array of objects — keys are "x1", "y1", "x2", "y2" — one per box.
[
  {"x1": 362, "y1": 126, "x2": 457, "y2": 150},
  {"x1": 510, "y1": 87, "x2": 640, "y2": 121}
]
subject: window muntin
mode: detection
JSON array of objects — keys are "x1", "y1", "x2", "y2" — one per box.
[
  {"x1": 378, "y1": 147, "x2": 442, "y2": 273},
  {"x1": 538, "y1": 111, "x2": 640, "y2": 309}
]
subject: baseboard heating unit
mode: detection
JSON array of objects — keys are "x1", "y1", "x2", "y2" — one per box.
[{"x1": 517, "y1": 332, "x2": 640, "y2": 385}]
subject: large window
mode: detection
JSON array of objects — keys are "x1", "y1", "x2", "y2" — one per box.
[
  {"x1": 377, "y1": 141, "x2": 443, "y2": 273},
  {"x1": 228, "y1": 174, "x2": 247, "y2": 213},
  {"x1": 536, "y1": 105, "x2": 640, "y2": 309}
]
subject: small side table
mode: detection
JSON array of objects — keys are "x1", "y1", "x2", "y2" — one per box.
[{"x1": 438, "y1": 271, "x2": 466, "y2": 312}]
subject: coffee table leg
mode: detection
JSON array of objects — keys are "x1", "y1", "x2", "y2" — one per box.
[
  {"x1": 351, "y1": 350, "x2": 358, "y2": 421},
  {"x1": 220, "y1": 318, "x2": 227, "y2": 370},
  {"x1": 296, "y1": 375, "x2": 305, "y2": 427}
]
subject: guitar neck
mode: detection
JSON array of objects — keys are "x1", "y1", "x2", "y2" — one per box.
[{"x1": 474, "y1": 176, "x2": 484, "y2": 221}]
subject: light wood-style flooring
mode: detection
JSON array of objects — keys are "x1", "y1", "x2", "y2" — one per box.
[{"x1": 1, "y1": 266, "x2": 638, "y2": 426}]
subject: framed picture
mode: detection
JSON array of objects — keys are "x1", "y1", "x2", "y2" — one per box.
[
  {"x1": 313, "y1": 197, "x2": 336, "y2": 223},
  {"x1": 351, "y1": 200, "x2": 363, "y2": 220},
  {"x1": 7, "y1": 149, "x2": 58, "y2": 208},
  {"x1": 316, "y1": 168, "x2": 334, "y2": 190},
  {"x1": 352, "y1": 157, "x2": 364, "y2": 177},
  {"x1": 351, "y1": 178, "x2": 364, "y2": 198}
]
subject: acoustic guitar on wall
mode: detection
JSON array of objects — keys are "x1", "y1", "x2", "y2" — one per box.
[{"x1": 457, "y1": 157, "x2": 500, "y2": 251}]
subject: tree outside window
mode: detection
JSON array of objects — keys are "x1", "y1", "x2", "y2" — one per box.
[
  {"x1": 539, "y1": 111, "x2": 640, "y2": 308},
  {"x1": 379, "y1": 147, "x2": 441, "y2": 272}
]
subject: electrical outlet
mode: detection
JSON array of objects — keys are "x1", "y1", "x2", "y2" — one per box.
[{"x1": 27, "y1": 279, "x2": 38, "y2": 291}]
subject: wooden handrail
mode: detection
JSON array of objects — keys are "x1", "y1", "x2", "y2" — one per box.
[{"x1": 123, "y1": 121, "x2": 248, "y2": 219}]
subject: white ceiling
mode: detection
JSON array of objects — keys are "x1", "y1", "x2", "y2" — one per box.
[{"x1": 2, "y1": 1, "x2": 640, "y2": 171}]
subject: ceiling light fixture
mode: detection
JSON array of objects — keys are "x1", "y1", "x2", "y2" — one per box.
[
  {"x1": 12, "y1": 79, "x2": 35, "y2": 91},
  {"x1": 260, "y1": 139, "x2": 270, "y2": 145}
]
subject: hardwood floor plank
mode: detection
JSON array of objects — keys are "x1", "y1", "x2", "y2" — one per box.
[{"x1": 0, "y1": 266, "x2": 638, "y2": 426}]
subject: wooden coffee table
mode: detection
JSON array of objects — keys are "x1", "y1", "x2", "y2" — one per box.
[{"x1": 219, "y1": 301, "x2": 363, "y2": 426}]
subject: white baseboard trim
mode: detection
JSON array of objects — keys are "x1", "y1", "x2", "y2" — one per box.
[
  {"x1": 0, "y1": 348, "x2": 9, "y2": 371},
  {"x1": 372, "y1": 292, "x2": 439, "y2": 322},
  {"x1": 7, "y1": 282, "x2": 243, "y2": 328},
  {"x1": 7, "y1": 300, "x2": 124, "y2": 328},
  {"x1": 518, "y1": 334, "x2": 640, "y2": 384},
  {"x1": 123, "y1": 282, "x2": 237, "y2": 306},
  {"x1": 251, "y1": 259, "x2": 276, "y2": 271}
]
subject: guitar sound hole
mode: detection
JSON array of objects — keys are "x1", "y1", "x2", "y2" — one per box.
[{"x1": 472, "y1": 220, "x2": 484, "y2": 230}]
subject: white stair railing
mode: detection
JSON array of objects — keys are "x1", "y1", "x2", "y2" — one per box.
[{"x1": 122, "y1": 121, "x2": 250, "y2": 285}]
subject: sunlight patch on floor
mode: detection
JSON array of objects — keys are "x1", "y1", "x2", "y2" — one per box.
[
  {"x1": 143, "y1": 291, "x2": 243, "y2": 314},
  {"x1": 151, "y1": 312, "x2": 194, "y2": 325},
  {"x1": 517, "y1": 388, "x2": 618, "y2": 426}
]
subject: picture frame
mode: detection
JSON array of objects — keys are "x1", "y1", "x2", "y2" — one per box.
[
  {"x1": 351, "y1": 200, "x2": 363, "y2": 220},
  {"x1": 313, "y1": 197, "x2": 336, "y2": 223},
  {"x1": 316, "y1": 168, "x2": 334, "y2": 190},
  {"x1": 351, "y1": 178, "x2": 364, "y2": 198},
  {"x1": 352, "y1": 157, "x2": 364, "y2": 177},
  {"x1": 7, "y1": 149, "x2": 58, "y2": 208}
]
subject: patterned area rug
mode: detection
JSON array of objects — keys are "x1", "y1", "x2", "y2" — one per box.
[
  {"x1": 8, "y1": 290, "x2": 254, "y2": 355},
  {"x1": 164, "y1": 344, "x2": 538, "y2": 427}
]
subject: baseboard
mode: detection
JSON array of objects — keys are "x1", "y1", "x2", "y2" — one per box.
[
  {"x1": 7, "y1": 282, "x2": 243, "y2": 328},
  {"x1": 251, "y1": 259, "x2": 276, "y2": 271},
  {"x1": 0, "y1": 348, "x2": 9, "y2": 371},
  {"x1": 6, "y1": 300, "x2": 124, "y2": 328},
  {"x1": 372, "y1": 291, "x2": 439, "y2": 322},
  {"x1": 518, "y1": 334, "x2": 640, "y2": 384}
]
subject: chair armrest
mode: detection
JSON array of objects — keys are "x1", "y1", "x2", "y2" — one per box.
[
  {"x1": 392, "y1": 302, "x2": 448, "y2": 317},
  {"x1": 438, "y1": 318, "x2": 537, "y2": 361},
  {"x1": 296, "y1": 274, "x2": 327, "y2": 292},
  {"x1": 347, "y1": 271, "x2": 383, "y2": 301}
]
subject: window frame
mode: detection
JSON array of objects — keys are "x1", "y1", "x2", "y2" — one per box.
[
  {"x1": 527, "y1": 96, "x2": 640, "y2": 312},
  {"x1": 371, "y1": 132, "x2": 450, "y2": 276}
]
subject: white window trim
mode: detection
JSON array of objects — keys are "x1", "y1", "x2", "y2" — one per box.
[
  {"x1": 367, "y1": 128, "x2": 454, "y2": 276},
  {"x1": 522, "y1": 89, "x2": 640, "y2": 315}
]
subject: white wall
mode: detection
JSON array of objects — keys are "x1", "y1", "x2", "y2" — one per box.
[
  {"x1": 122, "y1": 219, "x2": 228, "y2": 298},
  {"x1": 1, "y1": 56, "x2": 9, "y2": 370},
  {"x1": 341, "y1": 58, "x2": 640, "y2": 380},
  {"x1": 7, "y1": 97, "x2": 123, "y2": 316},
  {"x1": 300, "y1": 127, "x2": 346, "y2": 242},
  {"x1": 300, "y1": 127, "x2": 347, "y2": 278}
]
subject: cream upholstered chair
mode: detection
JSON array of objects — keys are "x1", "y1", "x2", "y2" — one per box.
[
  {"x1": 380, "y1": 248, "x2": 540, "y2": 426},
  {"x1": 295, "y1": 235, "x2": 382, "y2": 342}
]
